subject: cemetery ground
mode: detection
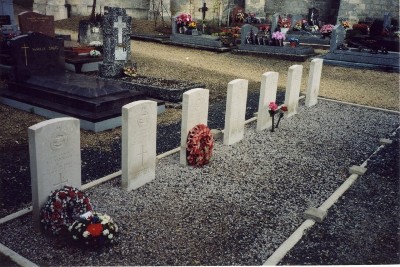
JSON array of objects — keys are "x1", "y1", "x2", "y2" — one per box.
[{"x1": 0, "y1": 7, "x2": 399, "y2": 265}]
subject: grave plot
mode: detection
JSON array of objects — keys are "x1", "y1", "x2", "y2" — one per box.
[{"x1": 322, "y1": 14, "x2": 400, "y2": 72}]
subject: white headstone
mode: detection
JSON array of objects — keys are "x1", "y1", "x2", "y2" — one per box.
[
  {"x1": 284, "y1": 65, "x2": 303, "y2": 118},
  {"x1": 180, "y1": 88, "x2": 209, "y2": 165},
  {"x1": 122, "y1": 100, "x2": 157, "y2": 191},
  {"x1": 28, "y1": 117, "x2": 81, "y2": 229},
  {"x1": 223, "y1": 79, "x2": 248, "y2": 145},
  {"x1": 257, "y1": 72, "x2": 279, "y2": 132},
  {"x1": 305, "y1": 59, "x2": 323, "y2": 107}
]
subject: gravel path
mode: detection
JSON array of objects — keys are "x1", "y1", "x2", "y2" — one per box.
[{"x1": 0, "y1": 99, "x2": 398, "y2": 266}]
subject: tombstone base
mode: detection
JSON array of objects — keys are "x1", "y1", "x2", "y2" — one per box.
[{"x1": 98, "y1": 62, "x2": 124, "y2": 78}]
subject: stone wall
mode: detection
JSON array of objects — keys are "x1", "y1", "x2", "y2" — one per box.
[
  {"x1": 33, "y1": 0, "x2": 150, "y2": 20},
  {"x1": 337, "y1": 0, "x2": 399, "y2": 24}
]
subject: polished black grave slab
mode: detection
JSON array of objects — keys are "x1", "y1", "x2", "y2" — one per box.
[{"x1": 2, "y1": 72, "x2": 162, "y2": 130}]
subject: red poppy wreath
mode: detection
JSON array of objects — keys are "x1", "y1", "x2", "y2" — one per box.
[
  {"x1": 40, "y1": 185, "x2": 93, "y2": 235},
  {"x1": 186, "y1": 124, "x2": 214, "y2": 166}
]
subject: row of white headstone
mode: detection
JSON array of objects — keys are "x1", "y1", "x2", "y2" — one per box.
[{"x1": 28, "y1": 58, "x2": 323, "y2": 228}]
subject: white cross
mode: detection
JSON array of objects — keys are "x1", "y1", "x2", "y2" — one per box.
[
  {"x1": 137, "y1": 145, "x2": 148, "y2": 166},
  {"x1": 113, "y1": 16, "x2": 126, "y2": 45}
]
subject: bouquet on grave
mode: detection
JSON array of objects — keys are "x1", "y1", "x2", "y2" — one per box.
[
  {"x1": 186, "y1": 124, "x2": 214, "y2": 166},
  {"x1": 278, "y1": 15, "x2": 291, "y2": 28},
  {"x1": 320, "y1": 24, "x2": 334, "y2": 34},
  {"x1": 89, "y1": 49, "x2": 101, "y2": 57},
  {"x1": 272, "y1": 31, "x2": 286, "y2": 40},
  {"x1": 69, "y1": 211, "x2": 118, "y2": 247},
  {"x1": 175, "y1": 13, "x2": 192, "y2": 27},
  {"x1": 268, "y1": 101, "x2": 288, "y2": 132},
  {"x1": 41, "y1": 185, "x2": 93, "y2": 235}
]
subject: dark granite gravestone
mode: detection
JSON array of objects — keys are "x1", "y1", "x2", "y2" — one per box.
[
  {"x1": 18, "y1": 11, "x2": 55, "y2": 37},
  {"x1": 329, "y1": 25, "x2": 346, "y2": 52},
  {"x1": 0, "y1": 0, "x2": 14, "y2": 24},
  {"x1": 9, "y1": 32, "x2": 64, "y2": 81},
  {"x1": 2, "y1": 31, "x2": 163, "y2": 132},
  {"x1": 240, "y1": 24, "x2": 259, "y2": 45},
  {"x1": 0, "y1": 15, "x2": 10, "y2": 26},
  {"x1": 98, "y1": 7, "x2": 132, "y2": 78}
]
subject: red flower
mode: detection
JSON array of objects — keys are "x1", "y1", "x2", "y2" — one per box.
[
  {"x1": 68, "y1": 190, "x2": 76, "y2": 198},
  {"x1": 87, "y1": 223, "x2": 103, "y2": 237},
  {"x1": 281, "y1": 105, "x2": 288, "y2": 112},
  {"x1": 58, "y1": 192, "x2": 66, "y2": 199},
  {"x1": 53, "y1": 200, "x2": 63, "y2": 210}
]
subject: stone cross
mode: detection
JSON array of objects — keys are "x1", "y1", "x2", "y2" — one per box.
[{"x1": 114, "y1": 16, "x2": 126, "y2": 45}]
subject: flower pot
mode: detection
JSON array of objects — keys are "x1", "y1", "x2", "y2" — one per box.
[
  {"x1": 275, "y1": 39, "x2": 283, "y2": 46},
  {"x1": 290, "y1": 42, "x2": 297, "y2": 47}
]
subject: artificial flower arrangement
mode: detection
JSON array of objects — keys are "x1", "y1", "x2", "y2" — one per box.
[
  {"x1": 186, "y1": 124, "x2": 214, "y2": 166},
  {"x1": 268, "y1": 102, "x2": 288, "y2": 132},
  {"x1": 123, "y1": 66, "x2": 138, "y2": 77},
  {"x1": 288, "y1": 37, "x2": 299, "y2": 47},
  {"x1": 341, "y1": 20, "x2": 350, "y2": 29},
  {"x1": 187, "y1": 21, "x2": 197, "y2": 29},
  {"x1": 175, "y1": 13, "x2": 192, "y2": 27},
  {"x1": 320, "y1": 24, "x2": 335, "y2": 34},
  {"x1": 89, "y1": 49, "x2": 101, "y2": 57},
  {"x1": 278, "y1": 15, "x2": 291, "y2": 28},
  {"x1": 352, "y1": 23, "x2": 369, "y2": 34},
  {"x1": 41, "y1": 185, "x2": 93, "y2": 235},
  {"x1": 69, "y1": 211, "x2": 118, "y2": 247},
  {"x1": 272, "y1": 31, "x2": 286, "y2": 40},
  {"x1": 306, "y1": 25, "x2": 319, "y2": 32},
  {"x1": 293, "y1": 22, "x2": 302, "y2": 31}
]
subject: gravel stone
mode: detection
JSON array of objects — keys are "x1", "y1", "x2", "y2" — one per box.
[{"x1": 0, "y1": 99, "x2": 398, "y2": 266}]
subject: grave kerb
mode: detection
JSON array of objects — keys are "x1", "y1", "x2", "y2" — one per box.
[
  {"x1": 256, "y1": 72, "x2": 279, "y2": 132},
  {"x1": 29, "y1": 117, "x2": 81, "y2": 230},
  {"x1": 223, "y1": 79, "x2": 249, "y2": 145},
  {"x1": 122, "y1": 100, "x2": 157, "y2": 191},
  {"x1": 180, "y1": 88, "x2": 209, "y2": 165}
]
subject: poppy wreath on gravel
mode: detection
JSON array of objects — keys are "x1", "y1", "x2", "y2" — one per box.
[
  {"x1": 69, "y1": 211, "x2": 118, "y2": 247},
  {"x1": 186, "y1": 124, "x2": 214, "y2": 166},
  {"x1": 40, "y1": 185, "x2": 93, "y2": 235}
]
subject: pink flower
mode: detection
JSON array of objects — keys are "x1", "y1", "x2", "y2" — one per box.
[{"x1": 269, "y1": 102, "x2": 278, "y2": 111}]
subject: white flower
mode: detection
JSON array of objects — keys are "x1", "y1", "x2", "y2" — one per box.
[
  {"x1": 103, "y1": 229, "x2": 109, "y2": 236},
  {"x1": 83, "y1": 231, "x2": 90, "y2": 238},
  {"x1": 108, "y1": 234, "x2": 113, "y2": 239},
  {"x1": 68, "y1": 225, "x2": 73, "y2": 231},
  {"x1": 72, "y1": 235, "x2": 78, "y2": 240}
]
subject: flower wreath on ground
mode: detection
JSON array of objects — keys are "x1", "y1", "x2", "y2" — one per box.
[
  {"x1": 40, "y1": 185, "x2": 93, "y2": 235},
  {"x1": 69, "y1": 211, "x2": 118, "y2": 247},
  {"x1": 186, "y1": 124, "x2": 214, "y2": 166}
]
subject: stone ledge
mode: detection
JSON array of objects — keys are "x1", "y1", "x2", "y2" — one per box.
[
  {"x1": 379, "y1": 138, "x2": 393, "y2": 145},
  {"x1": 303, "y1": 207, "x2": 327, "y2": 223},
  {"x1": 349, "y1": 165, "x2": 367, "y2": 175}
]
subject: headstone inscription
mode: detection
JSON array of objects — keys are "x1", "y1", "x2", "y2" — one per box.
[
  {"x1": 305, "y1": 58, "x2": 323, "y2": 107},
  {"x1": 284, "y1": 65, "x2": 303, "y2": 118},
  {"x1": 122, "y1": 100, "x2": 157, "y2": 191},
  {"x1": 223, "y1": 79, "x2": 248, "y2": 146},
  {"x1": 0, "y1": 0, "x2": 15, "y2": 24},
  {"x1": 257, "y1": 72, "x2": 279, "y2": 132},
  {"x1": 29, "y1": 117, "x2": 81, "y2": 229},
  {"x1": 329, "y1": 25, "x2": 345, "y2": 52},
  {"x1": 180, "y1": 88, "x2": 209, "y2": 165},
  {"x1": 18, "y1": 11, "x2": 55, "y2": 37},
  {"x1": 10, "y1": 32, "x2": 64, "y2": 81},
  {"x1": 99, "y1": 7, "x2": 132, "y2": 78}
]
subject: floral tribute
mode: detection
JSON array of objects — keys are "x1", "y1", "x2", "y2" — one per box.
[
  {"x1": 69, "y1": 211, "x2": 118, "y2": 247},
  {"x1": 41, "y1": 186, "x2": 93, "y2": 235},
  {"x1": 320, "y1": 24, "x2": 334, "y2": 34},
  {"x1": 278, "y1": 15, "x2": 291, "y2": 28},
  {"x1": 268, "y1": 101, "x2": 288, "y2": 132},
  {"x1": 89, "y1": 49, "x2": 101, "y2": 57},
  {"x1": 175, "y1": 13, "x2": 197, "y2": 33},
  {"x1": 123, "y1": 66, "x2": 137, "y2": 77},
  {"x1": 186, "y1": 124, "x2": 214, "y2": 166}
]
